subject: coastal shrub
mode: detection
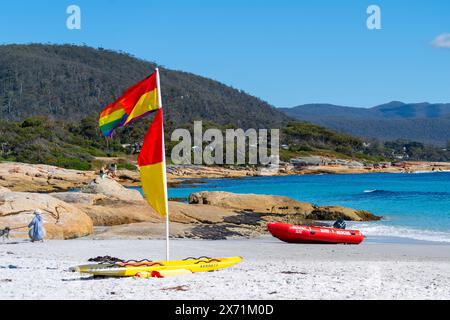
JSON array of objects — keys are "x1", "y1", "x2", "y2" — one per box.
[
  {"x1": 21, "y1": 117, "x2": 45, "y2": 128},
  {"x1": 117, "y1": 162, "x2": 138, "y2": 171},
  {"x1": 55, "y1": 156, "x2": 91, "y2": 171},
  {"x1": 1, "y1": 44, "x2": 449, "y2": 167},
  {"x1": 283, "y1": 122, "x2": 367, "y2": 159},
  {"x1": 0, "y1": 44, "x2": 287, "y2": 131}
]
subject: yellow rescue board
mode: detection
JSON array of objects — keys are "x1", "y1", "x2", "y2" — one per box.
[{"x1": 70, "y1": 256, "x2": 242, "y2": 277}]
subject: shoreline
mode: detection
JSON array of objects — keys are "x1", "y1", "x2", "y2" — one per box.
[
  {"x1": 4, "y1": 234, "x2": 450, "y2": 246},
  {"x1": 2, "y1": 161, "x2": 450, "y2": 192},
  {"x1": 168, "y1": 168, "x2": 450, "y2": 187},
  {"x1": 2, "y1": 162, "x2": 449, "y2": 245},
  {"x1": 1, "y1": 238, "x2": 449, "y2": 300},
  {"x1": 163, "y1": 162, "x2": 450, "y2": 188},
  {"x1": 363, "y1": 235, "x2": 450, "y2": 246}
]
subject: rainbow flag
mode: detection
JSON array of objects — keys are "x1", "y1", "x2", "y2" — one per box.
[
  {"x1": 99, "y1": 71, "x2": 160, "y2": 137},
  {"x1": 138, "y1": 108, "x2": 168, "y2": 217}
]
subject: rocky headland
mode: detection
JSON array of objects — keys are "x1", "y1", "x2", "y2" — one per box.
[
  {"x1": 2, "y1": 161, "x2": 450, "y2": 193},
  {"x1": 0, "y1": 162, "x2": 382, "y2": 240}
]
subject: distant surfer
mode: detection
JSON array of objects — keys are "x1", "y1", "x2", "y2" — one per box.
[{"x1": 28, "y1": 210, "x2": 45, "y2": 242}]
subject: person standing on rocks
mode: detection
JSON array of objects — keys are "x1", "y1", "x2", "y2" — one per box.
[
  {"x1": 28, "y1": 209, "x2": 45, "y2": 242},
  {"x1": 108, "y1": 163, "x2": 118, "y2": 178}
]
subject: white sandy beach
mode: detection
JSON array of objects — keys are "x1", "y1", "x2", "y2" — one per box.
[{"x1": 1, "y1": 237, "x2": 449, "y2": 300}]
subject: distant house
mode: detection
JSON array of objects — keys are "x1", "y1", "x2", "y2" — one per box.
[
  {"x1": 329, "y1": 159, "x2": 347, "y2": 166},
  {"x1": 393, "y1": 154, "x2": 408, "y2": 160},
  {"x1": 121, "y1": 143, "x2": 142, "y2": 154}
]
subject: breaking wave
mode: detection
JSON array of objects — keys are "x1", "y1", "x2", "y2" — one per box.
[
  {"x1": 348, "y1": 223, "x2": 450, "y2": 243},
  {"x1": 360, "y1": 190, "x2": 450, "y2": 198}
]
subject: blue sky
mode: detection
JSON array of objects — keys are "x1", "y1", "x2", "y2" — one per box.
[{"x1": 1, "y1": 0, "x2": 449, "y2": 108}]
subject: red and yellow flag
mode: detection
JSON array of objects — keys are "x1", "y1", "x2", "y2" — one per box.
[
  {"x1": 99, "y1": 72, "x2": 160, "y2": 137},
  {"x1": 138, "y1": 108, "x2": 168, "y2": 217},
  {"x1": 98, "y1": 69, "x2": 168, "y2": 216}
]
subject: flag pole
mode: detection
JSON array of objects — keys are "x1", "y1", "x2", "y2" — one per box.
[{"x1": 156, "y1": 68, "x2": 170, "y2": 261}]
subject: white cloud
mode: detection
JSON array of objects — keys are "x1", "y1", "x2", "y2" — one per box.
[{"x1": 432, "y1": 33, "x2": 450, "y2": 48}]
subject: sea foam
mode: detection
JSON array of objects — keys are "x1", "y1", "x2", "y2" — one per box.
[{"x1": 348, "y1": 222, "x2": 450, "y2": 243}]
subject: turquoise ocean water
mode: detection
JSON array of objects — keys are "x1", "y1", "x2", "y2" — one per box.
[{"x1": 162, "y1": 172, "x2": 450, "y2": 243}]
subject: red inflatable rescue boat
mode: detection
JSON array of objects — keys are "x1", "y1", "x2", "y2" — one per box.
[{"x1": 268, "y1": 222, "x2": 364, "y2": 245}]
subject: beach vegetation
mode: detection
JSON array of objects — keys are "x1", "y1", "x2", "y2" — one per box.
[{"x1": 1, "y1": 44, "x2": 449, "y2": 169}]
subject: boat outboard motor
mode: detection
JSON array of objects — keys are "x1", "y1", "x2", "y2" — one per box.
[{"x1": 333, "y1": 217, "x2": 347, "y2": 230}]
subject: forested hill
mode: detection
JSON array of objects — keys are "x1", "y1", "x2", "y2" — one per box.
[
  {"x1": 0, "y1": 44, "x2": 290, "y2": 129},
  {"x1": 281, "y1": 102, "x2": 450, "y2": 147},
  {"x1": 1, "y1": 44, "x2": 449, "y2": 169}
]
